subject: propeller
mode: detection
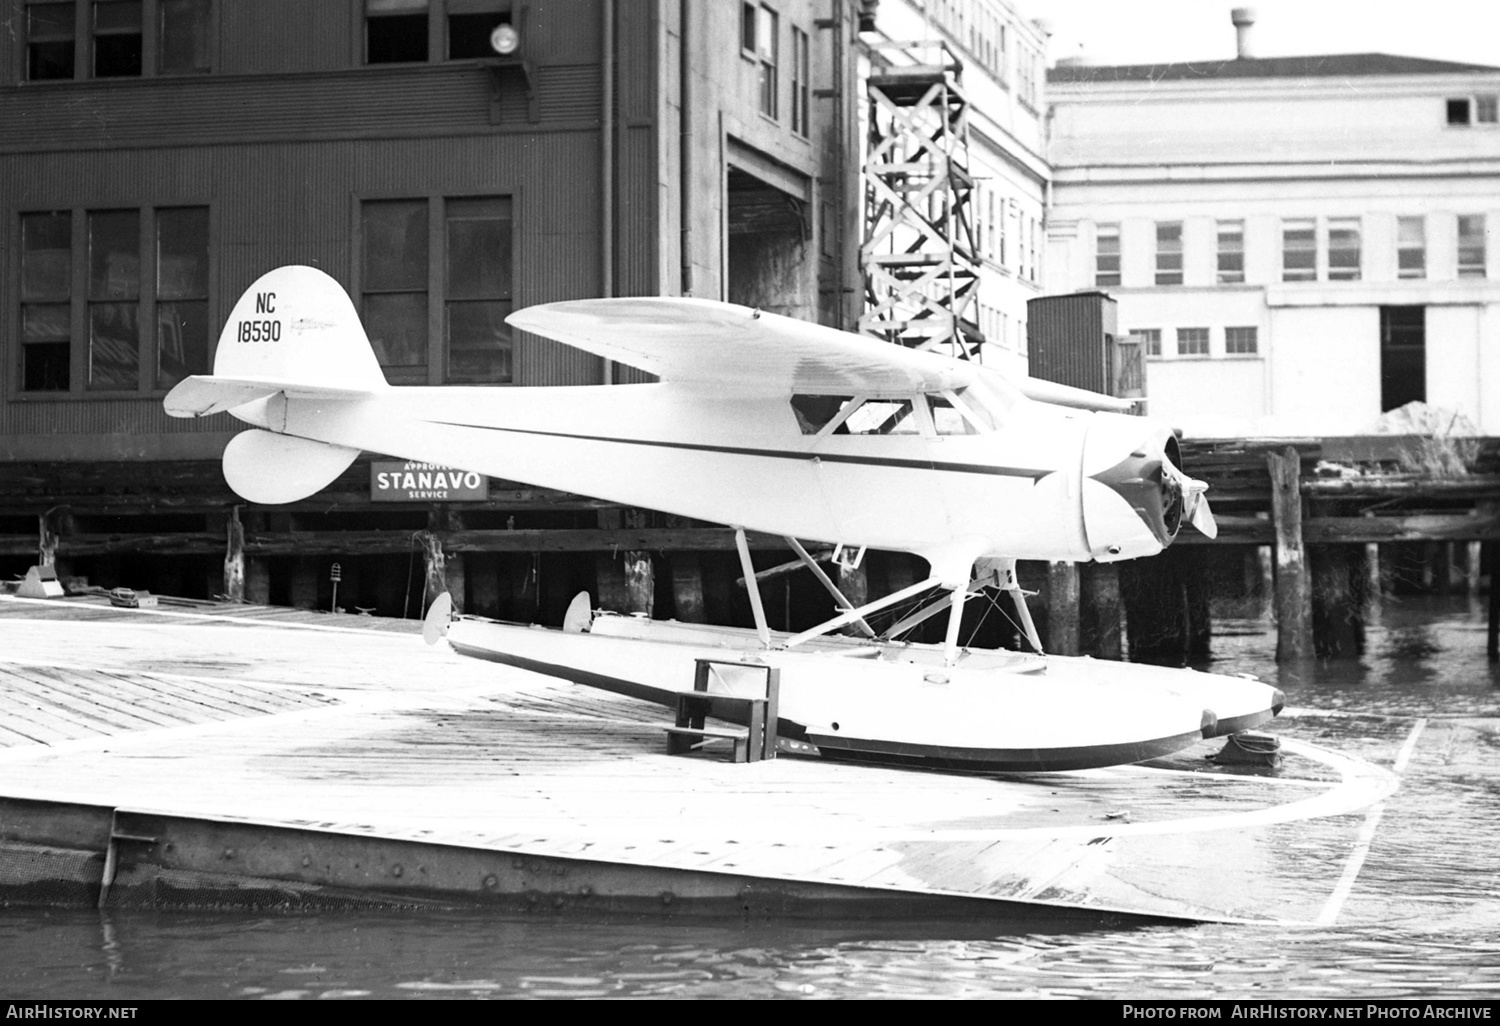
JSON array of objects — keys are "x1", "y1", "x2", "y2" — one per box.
[{"x1": 1162, "y1": 460, "x2": 1218, "y2": 540}]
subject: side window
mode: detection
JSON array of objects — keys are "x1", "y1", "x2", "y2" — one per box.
[
  {"x1": 445, "y1": 197, "x2": 513, "y2": 383},
  {"x1": 155, "y1": 207, "x2": 211, "y2": 388},
  {"x1": 17, "y1": 205, "x2": 209, "y2": 395},
  {"x1": 790, "y1": 394, "x2": 851, "y2": 435},
  {"x1": 362, "y1": 199, "x2": 431, "y2": 379},
  {"x1": 367, "y1": 0, "x2": 430, "y2": 64},
  {"x1": 20, "y1": 212, "x2": 74, "y2": 392},
  {"x1": 86, "y1": 209, "x2": 142, "y2": 391},
  {"x1": 844, "y1": 398, "x2": 917, "y2": 435},
  {"x1": 361, "y1": 195, "x2": 514, "y2": 384},
  {"x1": 159, "y1": 0, "x2": 211, "y2": 74},
  {"x1": 366, "y1": 1, "x2": 514, "y2": 66},
  {"x1": 27, "y1": 2, "x2": 77, "y2": 80},
  {"x1": 93, "y1": 0, "x2": 144, "y2": 78},
  {"x1": 25, "y1": 0, "x2": 212, "y2": 81}
]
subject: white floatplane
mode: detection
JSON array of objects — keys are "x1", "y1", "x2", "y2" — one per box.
[{"x1": 164, "y1": 265, "x2": 1283, "y2": 773}]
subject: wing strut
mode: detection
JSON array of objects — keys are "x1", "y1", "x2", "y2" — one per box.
[
  {"x1": 783, "y1": 537, "x2": 878, "y2": 640},
  {"x1": 733, "y1": 526, "x2": 772, "y2": 649},
  {"x1": 783, "y1": 576, "x2": 943, "y2": 649}
]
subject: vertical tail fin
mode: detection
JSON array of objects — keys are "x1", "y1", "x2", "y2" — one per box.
[{"x1": 213, "y1": 265, "x2": 388, "y2": 390}]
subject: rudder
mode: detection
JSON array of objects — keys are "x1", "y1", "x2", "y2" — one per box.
[{"x1": 215, "y1": 266, "x2": 387, "y2": 390}]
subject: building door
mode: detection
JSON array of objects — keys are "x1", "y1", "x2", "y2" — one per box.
[{"x1": 1380, "y1": 306, "x2": 1426, "y2": 411}]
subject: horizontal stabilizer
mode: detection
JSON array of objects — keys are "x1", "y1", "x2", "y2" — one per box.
[
  {"x1": 164, "y1": 375, "x2": 380, "y2": 419},
  {"x1": 222, "y1": 429, "x2": 361, "y2": 504}
]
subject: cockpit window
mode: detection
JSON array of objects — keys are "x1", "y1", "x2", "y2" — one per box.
[
  {"x1": 790, "y1": 394, "x2": 852, "y2": 435},
  {"x1": 845, "y1": 398, "x2": 918, "y2": 435},
  {"x1": 931, "y1": 388, "x2": 997, "y2": 434},
  {"x1": 929, "y1": 397, "x2": 974, "y2": 435}
]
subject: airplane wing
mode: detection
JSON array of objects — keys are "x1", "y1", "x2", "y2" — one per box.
[{"x1": 507, "y1": 296, "x2": 982, "y2": 396}]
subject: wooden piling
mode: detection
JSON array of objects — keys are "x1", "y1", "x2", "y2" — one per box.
[
  {"x1": 1046, "y1": 561, "x2": 1080, "y2": 655},
  {"x1": 1488, "y1": 541, "x2": 1499, "y2": 662},
  {"x1": 290, "y1": 558, "x2": 318, "y2": 610},
  {"x1": 470, "y1": 553, "x2": 501, "y2": 618},
  {"x1": 670, "y1": 552, "x2": 707, "y2": 622},
  {"x1": 1080, "y1": 563, "x2": 1122, "y2": 660},
  {"x1": 1267, "y1": 446, "x2": 1313, "y2": 661},
  {"x1": 38, "y1": 509, "x2": 59, "y2": 570},
  {"x1": 223, "y1": 507, "x2": 245, "y2": 602},
  {"x1": 245, "y1": 512, "x2": 271, "y2": 606},
  {"x1": 1311, "y1": 544, "x2": 1367, "y2": 658},
  {"x1": 420, "y1": 531, "x2": 448, "y2": 612}
]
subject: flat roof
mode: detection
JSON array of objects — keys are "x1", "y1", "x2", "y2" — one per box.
[{"x1": 1048, "y1": 53, "x2": 1500, "y2": 84}]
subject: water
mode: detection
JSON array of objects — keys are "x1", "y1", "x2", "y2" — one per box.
[{"x1": 3, "y1": 596, "x2": 1499, "y2": 1000}]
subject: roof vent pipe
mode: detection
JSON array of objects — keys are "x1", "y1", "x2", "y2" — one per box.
[{"x1": 1231, "y1": 7, "x2": 1256, "y2": 59}]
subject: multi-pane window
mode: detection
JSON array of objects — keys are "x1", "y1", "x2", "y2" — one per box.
[
  {"x1": 1448, "y1": 95, "x2": 1499, "y2": 126},
  {"x1": 87, "y1": 209, "x2": 142, "y2": 391},
  {"x1": 755, "y1": 5, "x2": 779, "y2": 120},
  {"x1": 17, "y1": 205, "x2": 210, "y2": 394},
  {"x1": 1028, "y1": 219, "x2": 1039, "y2": 283},
  {"x1": 446, "y1": 197, "x2": 513, "y2": 383},
  {"x1": 367, "y1": 0, "x2": 430, "y2": 63},
  {"x1": 1018, "y1": 215, "x2": 1029, "y2": 282},
  {"x1": 155, "y1": 207, "x2": 211, "y2": 389},
  {"x1": 1458, "y1": 215, "x2": 1487, "y2": 278},
  {"x1": 20, "y1": 212, "x2": 73, "y2": 392},
  {"x1": 26, "y1": 3, "x2": 76, "y2": 79},
  {"x1": 448, "y1": 3, "x2": 508, "y2": 59},
  {"x1": 362, "y1": 199, "x2": 430, "y2": 377},
  {"x1": 998, "y1": 198, "x2": 1007, "y2": 268},
  {"x1": 790, "y1": 26, "x2": 810, "y2": 137},
  {"x1": 364, "y1": 1, "x2": 514, "y2": 64},
  {"x1": 1217, "y1": 221, "x2": 1244, "y2": 284},
  {"x1": 1397, "y1": 216, "x2": 1426, "y2": 279},
  {"x1": 1176, "y1": 327, "x2": 1209, "y2": 357},
  {"x1": 1155, "y1": 222, "x2": 1182, "y2": 285},
  {"x1": 1224, "y1": 326, "x2": 1258, "y2": 355},
  {"x1": 1095, "y1": 223, "x2": 1120, "y2": 287},
  {"x1": 93, "y1": 0, "x2": 143, "y2": 77},
  {"x1": 26, "y1": 0, "x2": 210, "y2": 80},
  {"x1": 361, "y1": 196, "x2": 514, "y2": 385},
  {"x1": 159, "y1": 0, "x2": 210, "y2": 72},
  {"x1": 1327, "y1": 218, "x2": 1361, "y2": 281},
  {"x1": 1134, "y1": 328, "x2": 1162, "y2": 358},
  {"x1": 1282, "y1": 218, "x2": 1316, "y2": 281}
]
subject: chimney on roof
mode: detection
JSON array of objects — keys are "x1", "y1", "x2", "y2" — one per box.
[{"x1": 1231, "y1": 7, "x2": 1257, "y2": 59}]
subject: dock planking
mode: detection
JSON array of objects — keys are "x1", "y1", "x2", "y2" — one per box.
[{"x1": 0, "y1": 594, "x2": 1405, "y2": 923}]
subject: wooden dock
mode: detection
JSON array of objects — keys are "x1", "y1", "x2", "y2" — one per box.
[{"x1": 0, "y1": 594, "x2": 1407, "y2": 924}]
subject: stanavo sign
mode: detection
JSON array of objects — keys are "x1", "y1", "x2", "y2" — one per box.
[{"x1": 370, "y1": 461, "x2": 489, "y2": 502}]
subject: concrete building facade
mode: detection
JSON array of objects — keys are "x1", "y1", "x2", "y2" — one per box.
[
  {"x1": 1044, "y1": 17, "x2": 1500, "y2": 436},
  {"x1": 860, "y1": 0, "x2": 1050, "y2": 378}
]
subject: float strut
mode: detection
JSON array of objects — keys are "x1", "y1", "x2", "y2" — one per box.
[{"x1": 734, "y1": 526, "x2": 772, "y2": 648}]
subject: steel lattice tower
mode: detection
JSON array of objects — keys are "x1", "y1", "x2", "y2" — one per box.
[{"x1": 859, "y1": 43, "x2": 981, "y2": 360}]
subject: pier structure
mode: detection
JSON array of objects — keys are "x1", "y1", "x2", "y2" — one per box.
[
  {"x1": 1121, "y1": 436, "x2": 1500, "y2": 662},
  {"x1": 0, "y1": 595, "x2": 1401, "y2": 923}
]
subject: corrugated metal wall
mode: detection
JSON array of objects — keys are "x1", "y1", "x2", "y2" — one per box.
[
  {"x1": 0, "y1": 0, "x2": 665, "y2": 459},
  {"x1": 1026, "y1": 292, "x2": 1116, "y2": 394}
]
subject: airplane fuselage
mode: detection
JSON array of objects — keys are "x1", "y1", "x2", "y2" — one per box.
[{"x1": 230, "y1": 381, "x2": 1163, "y2": 573}]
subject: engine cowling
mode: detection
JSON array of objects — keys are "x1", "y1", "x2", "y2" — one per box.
[{"x1": 1079, "y1": 413, "x2": 1212, "y2": 562}]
